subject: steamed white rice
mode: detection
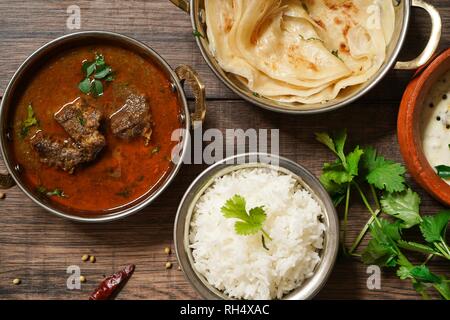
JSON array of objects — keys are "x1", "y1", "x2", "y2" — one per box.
[{"x1": 189, "y1": 167, "x2": 326, "y2": 300}]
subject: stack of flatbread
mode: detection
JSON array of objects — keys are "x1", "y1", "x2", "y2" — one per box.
[{"x1": 205, "y1": 0, "x2": 395, "y2": 104}]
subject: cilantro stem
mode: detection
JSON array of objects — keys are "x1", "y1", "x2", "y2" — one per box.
[
  {"x1": 435, "y1": 240, "x2": 450, "y2": 260},
  {"x1": 370, "y1": 184, "x2": 381, "y2": 210},
  {"x1": 440, "y1": 237, "x2": 450, "y2": 256},
  {"x1": 261, "y1": 235, "x2": 269, "y2": 251},
  {"x1": 433, "y1": 283, "x2": 450, "y2": 300},
  {"x1": 397, "y1": 242, "x2": 444, "y2": 258},
  {"x1": 341, "y1": 184, "x2": 351, "y2": 255},
  {"x1": 423, "y1": 254, "x2": 434, "y2": 264},
  {"x1": 352, "y1": 181, "x2": 381, "y2": 228},
  {"x1": 261, "y1": 229, "x2": 272, "y2": 241},
  {"x1": 349, "y1": 209, "x2": 381, "y2": 254}
]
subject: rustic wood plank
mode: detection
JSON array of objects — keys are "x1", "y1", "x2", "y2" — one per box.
[
  {"x1": 0, "y1": 0, "x2": 448, "y2": 300},
  {"x1": 0, "y1": 99, "x2": 447, "y2": 300},
  {"x1": 0, "y1": 0, "x2": 449, "y2": 99}
]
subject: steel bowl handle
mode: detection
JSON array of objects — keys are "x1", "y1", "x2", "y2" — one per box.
[
  {"x1": 0, "y1": 172, "x2": 15, "y2": 189},
  {"x1": 175, "y1": 65, "x2": 206, "y2": 127},
  {"x1": 395, "y1": 0, "x2": 441, "y2": 70},
  {"x1": 170, "y1": 0, "x2": 190, "y2": 13}
]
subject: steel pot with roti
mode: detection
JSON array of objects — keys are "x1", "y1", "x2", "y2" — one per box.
[{"x1": 171, "y1": 0, "x2": 441, "y2": 114}]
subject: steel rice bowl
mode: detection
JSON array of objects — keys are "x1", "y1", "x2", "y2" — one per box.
[{"x1": 174, "y1": 153, "x2": 339, "y2": 300}]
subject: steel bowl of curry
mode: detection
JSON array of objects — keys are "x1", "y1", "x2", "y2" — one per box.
[{"x1": 0, "y1": 31, "x2": 206, "y2": 222}]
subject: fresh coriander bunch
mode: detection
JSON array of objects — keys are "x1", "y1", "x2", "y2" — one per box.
[{"x1": 316, "y1": 130, "x2": 450, "y2": 300}]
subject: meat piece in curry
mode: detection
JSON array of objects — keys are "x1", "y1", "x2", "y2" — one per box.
[
  {"x1": 31, "y1": 98, "x2": 106, "y2": 173},
  {"x1": 110, "y1": 93, "x2": 152, "y2": 145},
  {"x1": 31, "y1": 131, "x2": 88, "y2": 173},
  {"x1": 54, "y1": 98, "x2": 102, "y2": 142}
]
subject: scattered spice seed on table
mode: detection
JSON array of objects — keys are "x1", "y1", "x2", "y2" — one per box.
[
  {"x1": 80, "y1": 275, "x2": 86, "y2": 283},
  {"x1": 89, "y1": 264, "x2": 135, "y2": 300},
  {"x1": 164, "y1": 247, "x2": 171, "y2": 255},
  {"x1": 89, "y1": 255, "x2": 96, "y2": 263},
  {"x1": 81, "y1": 254, "x2": 89, "y2": 262},
  {"x1": 12, "y1": 278, "x2": 21, "y2": 285},
  {"x1": 165, "y1": 262, "x2": 172, "y2": 269},
  {"x1": 0, "y1": 192, "x2": 5, "y2": 199}
]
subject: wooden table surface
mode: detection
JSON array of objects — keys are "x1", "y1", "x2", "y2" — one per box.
[{"x1": 0, "y1": 0, "x2": 449, "y2": 300}]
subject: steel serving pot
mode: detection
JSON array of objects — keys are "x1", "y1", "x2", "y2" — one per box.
[
  {"x1": 171, "y1": 0, "x2": 442, "y2": 114},
  {"x1": 174, "y1": 153, "x2": 339, "y2": 300},
  {"x1": 0, "y1": 31, "x2": 206, "y2": 223}
]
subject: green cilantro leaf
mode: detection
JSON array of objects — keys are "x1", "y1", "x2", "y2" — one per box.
[
  {"x1": 361, "y1": 146, "x2": 406, "y2": 192},
  {"x1": 82, "y1": 61, "x2": 96, "y2": 77},
  {"x1": 410, "y1": 265, "x2": 442, "y2": 283},
  {"x1": 360, "y1": 146, "x2": 379, "y2": 172},
  {"x1": 95, "y1": 53, "x2": 106, "y2": 67},
  {"x1": 367, "y1": 162, "x2": 406, "y2": 192},
  {"x1": 78, "y1": 78, "x2": 92, "y2": 94},
  {"x1": 193, "y1": 30, "x2": 205, "y2": 38},
  {"x1": 37, "y1": 186, "x2": 67, "y2": 198},
  {"x1": 235, "y1": 218, "x2": 263, "y2": 236},
  {"x1": 20, "y1": 103, "x2": 39, "y2": 138},
  {"x1": 222, "y1": 195, "x2": 267, "y2": 235},
  {"x1": 362, "y1": 239, "x2": 398, "y2": 267},
  {"x1": 435, "y1": 165, "x2": 450, "y2": 178},
  {"x1": 78, "y1": 53, "x2": 113, "y2": 97},
  {"x1": 419, "y1": 211, "x2": 450, "y2": 243},
  {"x1": 397, "y1": 266, "x2": 412, "y2": 280},
  {"x1": 315, "y1": 132, "x2": 336, "y2": 154},
  {"x1": 319, "y1": 159, "x2": 351, "y2": 206},
  {"x1": 94, "y1": 66, "x2": 112, "y2": 79},
  {"x1": 315, "y1": 130, "x2": 347, "y2": 166},
  {"x1": 221, "y1": 195, "x2": 271, "y2": 247},
  {"x1": 221, "y1": 195, "x2": 249, "y2": 221},
  {"x1": 361, "y1": 219, "x2": 400, "y2": 267},
  {"x1": 381, "y1": 189, "x2": 422, "y2": 228},
  {"x1": 46, "y1": 188, "x2": 67, "y2": 198},
  {"x1": 375, "y1": 218, "x2": 402, "y2": 242},
  {"x1": 92, "y1": 80, "x2": 104, "y2": 97},
  {"x1": 316, "y1": 131, "x2": 364, "y2": 209},
  {"x1": 346, "y1": 146, "x2": 364, "y2": 177},
  {"x1": 321, "y1": 160, "x2": 353, "y2": 185},
  {"x1": 248, "y1": 206, "x2": 267, "y2": 225},
  {"x1": 105, "y1": 73, "x2": 115, "y2": 82}
]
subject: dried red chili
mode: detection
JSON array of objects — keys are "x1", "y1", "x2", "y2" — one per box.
[{"x1": 89, "y1": 264, "x2": 135, "y2": 300}]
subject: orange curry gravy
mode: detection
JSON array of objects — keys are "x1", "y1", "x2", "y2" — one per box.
[{"x1": 11, "y1": 44, "x2": 182, "y2": 214}]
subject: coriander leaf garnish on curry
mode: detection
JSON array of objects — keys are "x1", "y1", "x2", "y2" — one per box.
[
  {"x1": 78, "y1": 53, "x2": 114, "y2": 97},
  {"x1": 19, "y1": 103, "x2": 39, "y2": 138},
  {"x1": 11, "y1": 44, "x2": 182, "y2": 213}
]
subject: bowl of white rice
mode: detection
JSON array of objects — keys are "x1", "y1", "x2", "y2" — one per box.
[{"x1": 174, "y1": 153, "x2": 339, "y2": 300}]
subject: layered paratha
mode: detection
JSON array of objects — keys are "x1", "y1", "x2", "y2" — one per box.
[{"x1": 205, "y1": 0, "x2": 395, "y2": 104}]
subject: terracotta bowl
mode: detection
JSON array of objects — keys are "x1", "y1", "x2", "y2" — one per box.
[{"x1": 398, "y1": 48, "x2": 450, "y2": 206}]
